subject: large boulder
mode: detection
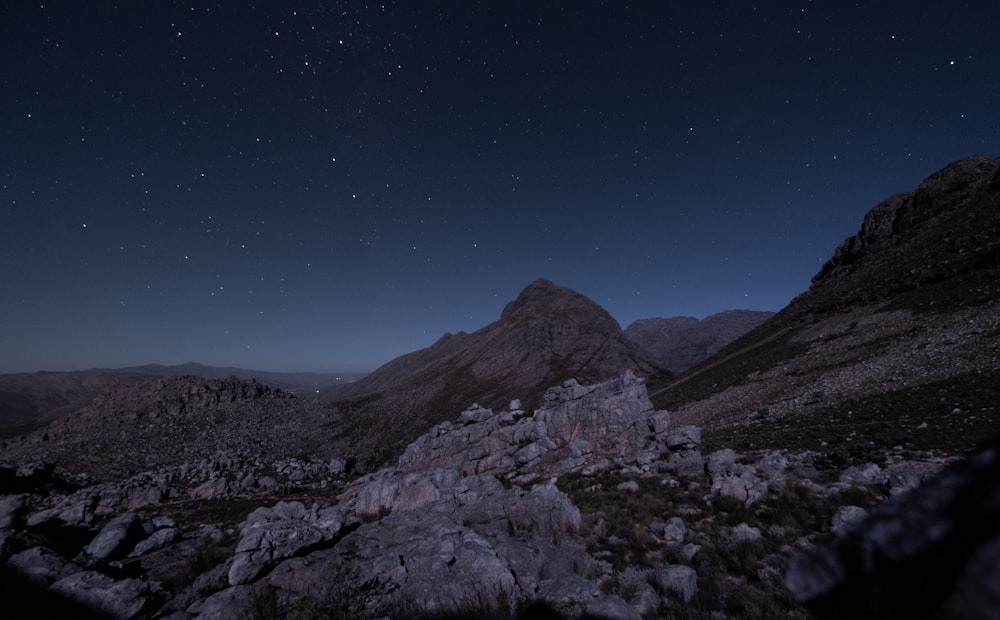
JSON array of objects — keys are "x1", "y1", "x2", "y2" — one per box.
[
  {"x1": 85, "y1": 512, "x2": 146, "y2": 560},
  {"x1": 228, "y1": 500, "x2": 345, "y2": 586},
  {"x1": 50, "y1": 570, "x2": 156, "y2": 619}
]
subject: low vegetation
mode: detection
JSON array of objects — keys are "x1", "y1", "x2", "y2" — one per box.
[{"x1": 559, "y1": 463, "x2": 883, "y2": 618}]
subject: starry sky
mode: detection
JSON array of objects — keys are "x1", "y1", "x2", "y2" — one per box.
[{"x1": 2, "y1": 1, "x2": 998, "y2": 374}]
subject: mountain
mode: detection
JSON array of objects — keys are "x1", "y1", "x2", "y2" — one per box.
[
  {"x1": 325, "y1": 278, "x2": 669, "y2": 467},
  {"x1": 653, "y1": 154, "x2": 1000, "y2": 458},
  {"x1": 624, "y1": 310, "x2": 774, "y2": 373}
]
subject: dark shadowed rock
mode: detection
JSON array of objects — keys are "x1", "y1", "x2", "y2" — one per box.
[
  {"x1": 785, "y1": 435, "x2": 1000, "y2": 619},
  {"x1": 50, "y1": 570, "x2": 157, "y2": 619}
]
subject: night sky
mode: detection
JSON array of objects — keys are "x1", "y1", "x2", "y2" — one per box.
[{"x1": 2, "y1": 2, "x2": 998, "y2": 374}]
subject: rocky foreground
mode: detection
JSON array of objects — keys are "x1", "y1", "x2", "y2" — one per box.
[{"x1": 2, "y1": 372, "x2": 979, "y2": 619}]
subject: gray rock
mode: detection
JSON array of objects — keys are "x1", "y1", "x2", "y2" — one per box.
[
  {"x1": 504, "y1": 483, "x2": 581, "y2": 540},
  {"x1": 666, "y1": 425, "x2": 701, "y2": 450},
  {"x1": 326, "y1": 456, "x2": 348, "y2": 474},
  {"x1": 585, "y1": 595, "x2": 642, "y2": 620},
  {"x1": 228, "y1": 500, "x2": 344, "y2": 585},
  {"x1": 616, "y1": 480, "x2": 640, "y2": 493},
  {"x1": 130, "y1": 527, "x2": 182, "y2": 557},
  {"x1": 537, "y1": 572, "x2": 603, "y2": 612},
  {"x1": 666, "y1": 449, "x2": 703, "y2": 475},
  {"x1": 185, "y1": 584, "x2": 255, "y2": 620},
  {"x1": 707, "y1": 448, "x2": 767, "y2": 503},
  {"x1": 647, "y1": 410, "x2": 671, "y2": 436},
  {"x1": 5, "y1": 546, "x2": 81, "y2": 586},
  {"x1": 0, "y1": 494, "x2": 26, "y2": 530},
  {"x1": 839, "y1": 462, "x2": 883, "y2": 485},
  {"x1": 85, "y1": 512, "x2": 145, "y2": 560},
  {"x1": 706, "y1": 448, "x2": 738, "y2": 475},
  {"x1": 50, "y1": 570, "x2": 154, "y2": 619},
  {"x1": 730, "y1": 522, "x2": 763, "y2": 543},
  {"x1": 628, "y1": 581, "x2": 662, "y2": 618},
  {"x1": 830, "y1": 505, "x2": 868, "y2": 533},
  {"x1": 459, "y1": 403, "x2": 493, "y2": 424},
  {"x1": 190, "y1": 477, "x2": 231, "y2": 500},
  {"x1": 652, "y1": 516, "x2": 686, "y2": 545},
  {"x1": 882, "y1": 460, "x2": 943, "y2": 496}
]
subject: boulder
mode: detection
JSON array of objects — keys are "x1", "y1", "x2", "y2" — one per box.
[
  {"x1": 130, "y1": 527, "x2": 181, "y2": 557},
  {"x1": 707, "y1": 449, "x2": 767, "y2": 504},
  {"x1": 650, "y1": 516, "x2": 686, "y2": 545},
  {"x1": 665, "y1": 425, "x2": 701, "y2": 450},
  {"x1": 830, "y1": 505, "x2": 868, "y2": 533},
  {"x1": 838, "y1": 462, "x2": 883, "y2": 485},
  {"x1": 228, "y1": 501, "x2": 344, "y2": 586},
  {"x1": 50, "y1": 570, "x2": 155, "y2": 619},
  {"x1": 5, "y1": 546, "x2": 81, "y2": 586},
  {"x1": 85, "y1": 512, "x2": 145, "y2": 560}
]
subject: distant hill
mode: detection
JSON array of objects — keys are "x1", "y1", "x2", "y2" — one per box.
[
  {"x1": 624, "y1": 310, "x2": 774, "y2": 373},
  {"x1": 0, "y1": 375, "x2": 328, "y2": 479},
  {"x1": 325, "y1": 278, "x2": 670, "y2": 467},
  {"x1": 0, "y1": 363, "x2": 356, "y2": 435},
  {"x1": 653, "y1": 154, "x2": 1000, "y2": 457}
]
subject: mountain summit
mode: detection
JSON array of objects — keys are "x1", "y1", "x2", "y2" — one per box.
[{"x1": 327, "y1": 278, "x2": 667, "y2": 467}]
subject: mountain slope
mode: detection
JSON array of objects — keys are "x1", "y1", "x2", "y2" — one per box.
[
  {"x1": 327, "y1": 279, "x2": 669, "y2": 467},
  {"x1": 652, "y1": 155, "x2": 1000, "y2": 458},
  {"x1": 625, "y1": 310, "x2": 774, "y2": 373}
]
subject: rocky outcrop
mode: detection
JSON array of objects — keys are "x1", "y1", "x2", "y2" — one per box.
[
  {"x1": 785, "y1": 435, "x2": 1000, "y2": 619},
  {"x1": 228, "y1": 500, "x2": 345, "y2": 586},
  {"x1": 365, "y1": 371, "x2": 673, "y2": 487},
  {"x1": 625, "y1": 310, "x2": 774, "y2": 373}
]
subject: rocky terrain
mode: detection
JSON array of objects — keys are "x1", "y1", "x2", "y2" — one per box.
[
  {"x1": 1, "y1": 155, "x2": 999, "y2": 618},
  {"x1": 624, "y1": 311, "x2": 774, "y2": 374},
  {"x1": 0, "y1": 371, "x2": 955, "y2": 619}
]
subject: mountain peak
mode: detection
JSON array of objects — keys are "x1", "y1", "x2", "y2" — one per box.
[{"x1": 500, "y1": 278, "x2": 619, "y2": 330}]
